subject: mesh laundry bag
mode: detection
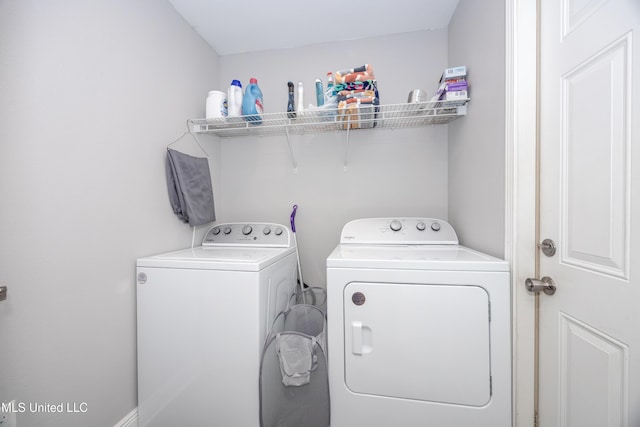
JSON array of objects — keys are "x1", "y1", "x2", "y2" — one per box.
[
  {"x1": 259, "y1": 303, "x2": 329, "y2": 427},
  {"x1": 289, "y1": 287, "x2": 327, "y2": 313}
]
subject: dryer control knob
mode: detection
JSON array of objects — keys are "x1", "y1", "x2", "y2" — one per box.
[
  {"x1": 263, "y1": 227, "x2": 272, "y2": 235},
  {"x1": 274, "y1": 227, "x2": 283, "y2": 236},
  {"x1": 242, "y1": 225, "x2": 253, "y2": 235},
  {"x1": 416, "y1": 222, "x2": 426, "y2": 231},
  {"x1": 390, "y1": 220, "x2": 402, "y2": 232},
  {"x1": 431, "y1": 222, "x2": 441, "y2": 232},
  {"x1": 212, "y1": 227, "x2": 221, "y2": 235},
  {"x1": 223, "y1": 226, "x2": 232, "y2": 235}
]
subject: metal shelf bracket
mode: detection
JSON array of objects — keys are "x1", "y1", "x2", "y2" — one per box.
[{"x1": 284, "y1": 126, "x2": 298, "y2": 172}]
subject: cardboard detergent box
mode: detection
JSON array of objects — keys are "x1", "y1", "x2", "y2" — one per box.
[
  {"x1": 441, "y1": 66, "x2": 467, "y2": 81},
  {"x1": 446, "y1": 79, "x2": 468, "y2": 92},
  {"x1": 445, "y1": 90, "x2": 468, "y2": 101}
]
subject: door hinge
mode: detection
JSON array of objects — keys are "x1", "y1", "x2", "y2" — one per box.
[{"x1": 534, "y1": 411, "x2": 539, "y2": 427}]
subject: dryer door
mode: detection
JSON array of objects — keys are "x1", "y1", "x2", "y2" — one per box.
[{"x1": 344, "y1": 282, "x2": 491, "y2": 406}]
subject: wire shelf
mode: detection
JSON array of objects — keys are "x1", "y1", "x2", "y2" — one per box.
[{"x1": 190, "y1": 99, "x2": 468, "y2": 137}]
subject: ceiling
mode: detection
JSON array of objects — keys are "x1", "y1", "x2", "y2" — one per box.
[{"x1": 168, "y1": 0, "x2": 459, "y2": 55}]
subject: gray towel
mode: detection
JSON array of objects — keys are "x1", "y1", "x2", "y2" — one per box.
[{"x1": 166, "y1": 148, "x2": 216, "y2": 226}]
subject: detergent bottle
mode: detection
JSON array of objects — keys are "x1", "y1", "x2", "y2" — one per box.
[
  {"x1": 242, "y1": 77, "x2": 264, "y2": 125},
  {"x1": 227, "y1": 79, "x2": 243, "y2": 120}
]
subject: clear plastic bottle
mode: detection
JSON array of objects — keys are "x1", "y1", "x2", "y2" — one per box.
[
  {"x1": 242, "y1": 77, "x2": 264, "y2": 125},
  {"x1": 227, "y1": 79, "x2": 243, "y2": 121}
]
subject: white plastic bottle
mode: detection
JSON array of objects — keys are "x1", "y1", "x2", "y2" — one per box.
[
  {"x1": 296, "y1": 81, "x2": 304, "y2": 112},
  {"x1": 206, "y1": 90, "x2": 227, "y2": 119},
  {"x1": 227, "y1": 80, "x2": 243, "y2": 121}
]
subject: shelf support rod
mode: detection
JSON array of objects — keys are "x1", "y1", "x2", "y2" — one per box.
[
  {"x1": 284, "y1": 127, "x2": 298, "y2": 172},
  {"x1": 343, "y1": 118, "x2": 351, "y2": 171}
]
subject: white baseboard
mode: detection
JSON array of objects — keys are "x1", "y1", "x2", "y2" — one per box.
[{"x1": 114, "y1": 408, "x2": 137, "y2": 427}]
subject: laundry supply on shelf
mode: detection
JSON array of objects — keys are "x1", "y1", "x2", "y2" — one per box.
[
  {"x1": 205, "y1": 90, "x2": 228, "y2": 119},
  {"x1": 326, "y1": 72, "x2": 336, "y2": 100},
  {"x1": 242, "y1": 77, "x2": 264, "y2": 125},
  {"x1": 315, "y1": 78, "x2": 324, "y2": 106},
  {"x1": 334, "y1": 64, "x2": 380, "y2": 129},
  {"x1": 298, "y1": 73, "x2": 339, "y2": 120},
  {"x1": 431, "y1": 65, "x2": 468, "y2": 102},
  {"x1": 296, "y1": 81, "x2": 304, "y2": 112},
  {"x1": 407, "y1": 89, "x2": 428, "y2": 103},
  {"x1": 227, "y1": 79, "x2": 243, "y2": 120},
  {"x1": 287, "y1": 81, "x2": 296, "y2": 118},
  {"x1": 445, "y1": 80, "x2": 468, "y2": 92}
]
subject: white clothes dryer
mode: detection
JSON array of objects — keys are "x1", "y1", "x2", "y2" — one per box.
[
  {"x1": 326, "y1": 218, "x2": 511, "y2": 427},
  {"x1": 136, "y1": 223, "x2": 297, "y2": 427}
]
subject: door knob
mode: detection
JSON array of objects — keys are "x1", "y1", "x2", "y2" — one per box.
[{"x1": 525, "y1": 277, "x2": 556, "y2": 295}]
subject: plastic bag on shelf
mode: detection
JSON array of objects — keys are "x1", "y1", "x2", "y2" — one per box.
[{"x1": 302, "y1": 87, "x2": 338, "y2": 122}]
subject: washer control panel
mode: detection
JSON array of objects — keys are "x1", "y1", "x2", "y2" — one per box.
[
  {"x1": 340, "y1": 218, "x2": 458, "y2": 245},
  {"x1": 202, "y1": 223, "x2": 292, "y2": 247}
]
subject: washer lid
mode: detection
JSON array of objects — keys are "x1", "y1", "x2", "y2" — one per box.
[
  {"x1": 137, "y1": 246, "x2": 296, "y2": 271},
  {"x1": 327, "y1": 244, "x2": 509, "y2": 272}
]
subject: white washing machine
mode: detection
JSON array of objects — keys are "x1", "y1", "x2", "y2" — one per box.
[
  {"x1": 326, "y1": 218, "x2": 511, "y2": 427},
  {"x1": 136, "y1": 223, "x2": 297, "y2": 427}
]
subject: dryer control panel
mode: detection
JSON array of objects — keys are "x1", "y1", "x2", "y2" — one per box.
[
  {"x1": 340, "y1": 217, "x2": 458, "y2": 245},
  {"x1": 203, "y1": 222, "x2": 293, "y2": 247}
]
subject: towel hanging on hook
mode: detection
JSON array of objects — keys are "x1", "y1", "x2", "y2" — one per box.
[{"x1": 165, "y1": 129, "x2": 216, "y2": 227}]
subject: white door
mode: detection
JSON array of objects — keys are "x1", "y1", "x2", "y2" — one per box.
[{"x1": 539, "y1": 1, "x2": 640, "y2": 426}]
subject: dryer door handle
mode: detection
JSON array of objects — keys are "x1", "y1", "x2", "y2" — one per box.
[
  {"x1": 351, "y1": 321, "x2": 373, "y2": 355},
  {"x1": 352, "y1": 321, "x2": 363, "y2": 355}
]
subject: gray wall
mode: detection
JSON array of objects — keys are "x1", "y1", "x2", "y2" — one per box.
[
  {"x1": 217, "y1": 30, "x2": 450, "y2": 286},
  {"x1": 0, "y1": 1, "x2": 219, "y2": 426},
  {"x1": 447, "y1": 0, "x2": 506, "y2": 258}
]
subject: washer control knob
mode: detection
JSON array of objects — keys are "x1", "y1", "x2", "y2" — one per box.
[
  {"x1": 242, "y1": 225, "x2": 253, "y2": 235},
  {"x1": 263, "y1": 227, "x2": 272, "y2": 235},
  {"x1": 223, "y1": 226, "x2": 232, "y2": 235},
  {"x1": 390, "y1": 220, "x2": 402, "y2": 232},
  {"x1": 274, "y1": 227, "x2": 283, "y2": 236},
  {"x1": 416, "y1": 222, "x2": 426, "y2": 231},
  {"x1": 431, "y1": 222, "x2": 441, "y2": 232},
  {"x1": 212, "y1": 227, "x2": 221, "y2": 235}
]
